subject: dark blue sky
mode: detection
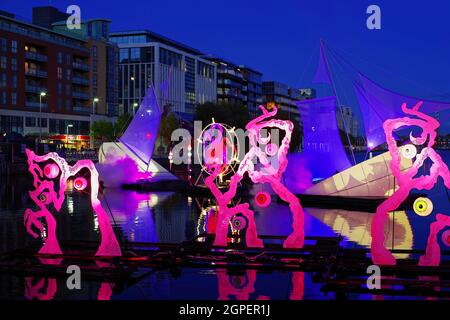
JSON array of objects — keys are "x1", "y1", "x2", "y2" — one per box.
[{"x1": 3, "y1": 0, "x2": 450, "y2": 131}]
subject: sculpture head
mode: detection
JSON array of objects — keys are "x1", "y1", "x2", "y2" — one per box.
[
  {"x1": 244, "y1": 105, "x2": 294, "y2": 181},
  {"x1": 383, "y1": 101, "x2": 440, "y2": 181}
]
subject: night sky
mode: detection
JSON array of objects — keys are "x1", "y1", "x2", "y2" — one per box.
[{"x1": 3, "y1": 0, "x2": 450, "y2": 132}]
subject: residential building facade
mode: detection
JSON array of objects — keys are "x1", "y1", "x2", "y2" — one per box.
[
  {"x1": 53, "y1": 18, "x2": 120, "y2": 118},
  {"x1": 0, "y1": 11, "x2": 92, "y2": 149},
  {"x1": 337, "y1": 106, "x2": 358, "y2": 138},
  {"x1": 241, "y1": 66, "x2": 263, "y2": 117}
]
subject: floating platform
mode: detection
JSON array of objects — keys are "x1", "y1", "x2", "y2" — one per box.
[{"x1": 1, "y1": 234, "x2": 450, "y2": 298}]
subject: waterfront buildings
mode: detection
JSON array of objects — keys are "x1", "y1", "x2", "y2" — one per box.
[
  {"x1": 110, "y1": 30, "x2": 216, "y2": 121},
  {"x1": 206, "y1": 56, "x2": 263, "y2": 118},
  {"x1": 337, "y1": 106, "x2": 358, "y2": 138},
  {"x1": 0, "y1": 6, "x2": 118, "y2": 149},
  {"x1": 262, "y1": 81, "x2": 315, "y2": 122},
  {"x1": 53, "y1": 18, "x2": 120, "y2": 119}
]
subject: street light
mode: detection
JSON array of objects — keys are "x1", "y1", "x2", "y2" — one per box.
[
  {"x1": 91, "y1": 97, "x2": 99, "y2": 149},
  {"x1": 39, "y1": 91, "x2": 46, "y2": 142},
  {"x1": 66, "y1": 124, "x2": 73, "y2": 147},
  {"x1": 92, "y1": 97, "x2": 99, "y2": 114},
  {"x1": 133, "y1": 102, "x2": 138, "y2": 115}
]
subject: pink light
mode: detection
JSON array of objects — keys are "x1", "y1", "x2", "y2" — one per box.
[
  {"x1": 371, "y1": 101, "x2": 450, "y2": 266},
  {"x1": 25, "y1": 149, "x2": 122, "y2": 257},
  {"x1": 73, "y1": 177, "x2": 88, "y2": 191},
  {"x1": 255, "y1": 191, "x2": 271, "y2": 208},
  {"x1": 43, "y1": 164, "x2": 59, "y2": 179},
  {"x1": 145, "y1": 132, "x2": 152, "y2": 139}
]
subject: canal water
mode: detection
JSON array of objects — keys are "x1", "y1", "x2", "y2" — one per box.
[{"x1": 0, "y1": 151, "x2": 449, "y2": 300}]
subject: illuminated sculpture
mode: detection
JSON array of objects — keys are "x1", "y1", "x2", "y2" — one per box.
[
  {"x1": 24, "y1": 149, "x2": 122, "y2": 257},
  {"x1": 371, "y1": 101, "x2": 450, "y2": 266},
  {"x1": 217, "y1": 269, "x2": 304, "y2": 300},
  {"x1": 205, "y1": 105, "x2": 304, "y2": 249},
  {"x1": 205, "y1": 163, "x2": 263, "y2": 248},
  {"x1": 217, "y1": 269, "x2": 258, "y2": 300}
]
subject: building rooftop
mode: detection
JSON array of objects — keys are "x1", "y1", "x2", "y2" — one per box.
[
  {"x1": 206, "y1": 56, "x2": 262, "y2": 75},
  {"x1": 110, "y1": 29, "x2": 204, "y2": 56},
  {"x1": 0, "y1": 10, "x2": 87, "y2": 50}
]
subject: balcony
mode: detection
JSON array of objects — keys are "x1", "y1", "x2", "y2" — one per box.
[
  {"x1": 25, "y1": 68, "x2": 48, "y2": 78},
  {"x1": 72, "y1": 61, "x2": 90, "y2": 71},
  {"x1": 72, "y1": 76, "x2": 90, "y2": 86},
  {"x1": 0, "y1": 22, "x2": 88, "y2": 52},
  {"x1": 73, "y1": 91, "x2": 90, "y2": 100},
  {"x1": 25, "y1": 84, "x2": 47, "y2": 94},
  {"x1": 25, "y1": 51, "x2": 48, "y2": 62},
  {"x1": 25, "y1": 101, "x2": 48, "y2": 109},
  {"x1": 73, "y1": 106, "x2": 91, "y2": 114}
]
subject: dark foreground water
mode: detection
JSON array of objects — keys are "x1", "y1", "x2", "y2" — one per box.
[{"x1": 0, "y1": 151, "x2": 449, "y2": 300}]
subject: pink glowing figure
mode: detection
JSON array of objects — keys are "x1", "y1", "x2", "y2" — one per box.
[
  {"x1": 205, "y1": 164, "x2": 263, "y2": 248},
  {"x1": 239, "y1": 106, "x2": 305, "y2": 248},
  {"x1": 205, "y1": 105, "x2": 304, "y2": 249},
  {"x1": 371, "y1": 101, "x2": 450, "y2": 266},
  {"x1": 24, "y1": 149, "x2": 122, "y2": 257}
]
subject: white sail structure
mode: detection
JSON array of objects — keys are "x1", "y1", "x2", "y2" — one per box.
[{"x1": 98, "y1": 86, "x2": 178, "y2": 187}]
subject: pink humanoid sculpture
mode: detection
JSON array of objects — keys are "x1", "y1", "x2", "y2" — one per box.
[
  {"x1": 205, "y1": 105, "x2": 304, "y2": 249},
  {"x1": 24, "y1": 149, "x2": 122, "y2": 257},
  {"x1": 371, "y1": 101, "x2": 450, "y2": 266},
  {"x1": 240, "y1": 106, "x2": 304, "y2": 248},
  {"x1": 205, "y1": 163, "x2": 263, "y2": 248}
]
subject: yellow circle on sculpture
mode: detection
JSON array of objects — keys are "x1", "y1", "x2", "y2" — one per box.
[{"x1": 413, "y1": 197, "x2": 433, "y2": 216}]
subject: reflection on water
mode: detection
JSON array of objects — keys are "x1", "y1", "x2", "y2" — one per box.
[{"x1": 0, "y1": 171, "x2": 448, "y2": 300}]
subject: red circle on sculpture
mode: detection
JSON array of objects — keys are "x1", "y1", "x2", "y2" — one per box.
[
  {"x1": 442, "y1": 230, "x2": 450, "y2": 247},
  {"x1": 73, "y1": 177, "x2": 88, "y2": 191},
  {"x1": 44, "y1": 163, "x2": 60, "y2": 179},
  {"x1": 255, "y1": 191, "x2": 271, "y2": 208}
]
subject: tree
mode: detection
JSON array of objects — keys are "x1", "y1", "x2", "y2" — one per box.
[
  {"x1": 114, "y1": 113, "x2": 133, "y2": 138},
  {"x1": 90, "y1": 120, "x2": 115, "y2": 141},
  {"x1": 158, "y1": 112, "x2": 179, "y2": 145}
]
